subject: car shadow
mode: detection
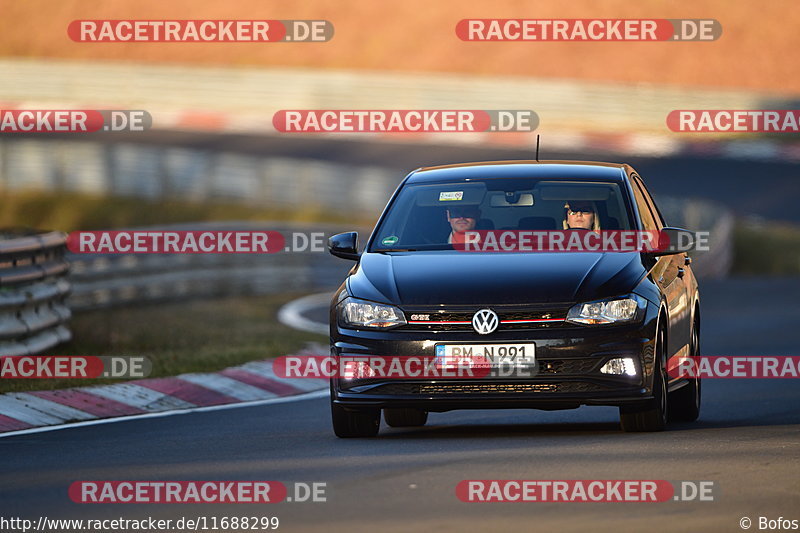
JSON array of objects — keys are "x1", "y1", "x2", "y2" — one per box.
[
  {"x1": 381, "y1": 421, "x2": 622, "y2": 439},
  {"x1": 377, "y1": 412, "x2": 800, "y2": 439}
]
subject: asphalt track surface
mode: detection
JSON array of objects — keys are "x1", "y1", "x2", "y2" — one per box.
[{"x1": 1, "y1": 278, "x2": 799, "y2": 533}]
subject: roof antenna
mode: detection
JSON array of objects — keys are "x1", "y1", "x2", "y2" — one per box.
[{"x1": 535, "y1": 134, "x2": 540, "y2": 162}]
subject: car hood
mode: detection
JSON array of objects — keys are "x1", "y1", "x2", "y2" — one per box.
[{"x1": 348, "y1": 251, "x2": 647, "y2": 306}]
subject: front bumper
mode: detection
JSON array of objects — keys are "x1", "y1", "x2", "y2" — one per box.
[{"x1": 331, "y1": 305, "x2": 660, "y2": 412}]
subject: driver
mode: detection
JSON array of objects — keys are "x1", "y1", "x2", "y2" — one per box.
[
  {"x1": 446, "y1": 205, "x2": 481, "y2": 245},
  {"x1": 563, "y1": 201, "x2": 601, "y2": 232}
]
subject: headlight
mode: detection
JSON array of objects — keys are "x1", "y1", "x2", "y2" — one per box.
[
  {"x1": 566, "y1": 294, "x2": 647, "y2": 325},
  {"x1": 339, "y1": 297, "x2": 407, "y2": 329}
]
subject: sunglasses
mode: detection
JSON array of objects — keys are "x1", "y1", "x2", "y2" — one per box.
[
  {"x1": 449, "y1": 208, "x2": 480, "y2": 219},
  {"x1": 567, "y1": 207, "x2": 595, "y2": 215}
]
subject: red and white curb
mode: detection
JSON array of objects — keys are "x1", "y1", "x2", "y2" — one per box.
[{"x1": 0, "y1": 343, "x2": 329, "y2": 436}]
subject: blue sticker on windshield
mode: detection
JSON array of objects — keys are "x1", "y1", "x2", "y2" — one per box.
[{"x1": 381, "y1": 236, "x2": 399, "y2": 246}]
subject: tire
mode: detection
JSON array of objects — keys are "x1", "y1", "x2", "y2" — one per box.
[
  {"x1": 620, "y1": 328, "x2": 668, "y2": 432},
  {"x1": 331, "y1": 400, "x2": 380, "y2": 438},
  {"x1": 669, "y1": 318, "x2": 702, "y2": 422},
  {"x1": 383, "y1": 408, "x2": 428, "y2": 428}
]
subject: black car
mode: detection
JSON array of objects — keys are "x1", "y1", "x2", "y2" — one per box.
[{"x1": 327, "y1": 160, "x2": 701, "y2": 437}]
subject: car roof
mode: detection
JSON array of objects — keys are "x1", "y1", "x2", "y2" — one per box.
[{"x1": 406, "y1": 160, "x2": 630, "y2": 184}]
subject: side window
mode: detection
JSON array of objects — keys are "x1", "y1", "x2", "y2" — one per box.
[
  {"x1": 630, "y1": 178, "x2": 658, "y2": 231},
  {"x1": 633, "y1": 175, "x2": 666, "y2": 228}
]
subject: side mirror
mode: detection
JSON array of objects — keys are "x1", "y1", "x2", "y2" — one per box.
[
  {"x1": 328, "y1": 232, "x2": 360, "y2": 261},
  {"x1": 651, "y1": 227, "x2": 696, "y2": 255}
]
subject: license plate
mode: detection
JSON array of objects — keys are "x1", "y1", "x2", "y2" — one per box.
[{"x1": 435, "y1": 343, "x2": 535, "y2": 368}]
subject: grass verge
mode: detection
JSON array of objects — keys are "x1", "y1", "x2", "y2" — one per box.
[
  {"x1": 0, "y1": 293, "x2": 327, "y2": 394},
  {"x1": 732, "y1": 220, "x2": 800, "y2": 276},
  {"x1": 0, "y1": 191, "x2": 374, "y2": 232}
]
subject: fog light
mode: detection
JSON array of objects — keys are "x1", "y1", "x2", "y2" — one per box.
[
  {"x1": 600, "y1": 357, "x2": 637, "y2": 376},
  {"x1": 342, "y1": 360, "x2": 377, "y2": 380}
]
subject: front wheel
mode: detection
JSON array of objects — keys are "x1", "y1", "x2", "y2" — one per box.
[
  {"x1": 620, "y1": 329, "x2": 668, "y2": 432},
  {"x1": 331, "y1": 400, "x2": 380, "y2": 438},
  {"x1": 669, "y1": 318, "x2": 702, "y2": 422}
]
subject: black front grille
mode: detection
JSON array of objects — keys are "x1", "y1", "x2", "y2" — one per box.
[
  {"x1": 420, "y1": 383, "x2": 558, "y2": 394},
  {"x1": 367, "y1": 382, "x2": 612, "y2": 395},
  {"x1": 402, "y1": 306, "x2": 572, "y2": 332}
]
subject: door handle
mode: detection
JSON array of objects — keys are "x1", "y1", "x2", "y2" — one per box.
[{"x1": 677, "y1": 267, "x2": 685, "y2": 278}]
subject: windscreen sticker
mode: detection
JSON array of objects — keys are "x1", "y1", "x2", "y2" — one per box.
[
  {"x1": 381, "y1": 235, "x2": 399, "y2": 246},
  {"x1": 439, "y1": 191, "x2": 464, "y2": 201}
]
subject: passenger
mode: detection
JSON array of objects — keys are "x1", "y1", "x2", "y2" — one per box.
[
  {"x1": 446, "y1": 206, "x2": 481, "y2": 245},
  {"x1": 563, "y1": 201, "x2": 601, "y2": 232}
]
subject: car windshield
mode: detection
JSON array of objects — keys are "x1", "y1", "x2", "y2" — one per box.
[{"x1": 369, "y1": 177, "x2": 633, "y2": 251}]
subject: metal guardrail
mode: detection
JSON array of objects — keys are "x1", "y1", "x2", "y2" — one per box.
[
  {"x1": 67, "y1": 223, "x2": 356, "y2": 311},
  {"x1": 0, "y1": 229, "x2": 72, "y2": 355},
  {"x1": 0, "y1": 139, "x2": 401, "y2": 216}
]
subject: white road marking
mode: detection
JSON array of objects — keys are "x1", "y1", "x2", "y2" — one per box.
[{"x1": 277, "y1": 292, "x2": 330, "y2": 335}]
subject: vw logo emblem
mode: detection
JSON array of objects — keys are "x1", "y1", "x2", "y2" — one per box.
[{"x1": 472, "y1": 309, "x2": 499, "y2": 335}]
